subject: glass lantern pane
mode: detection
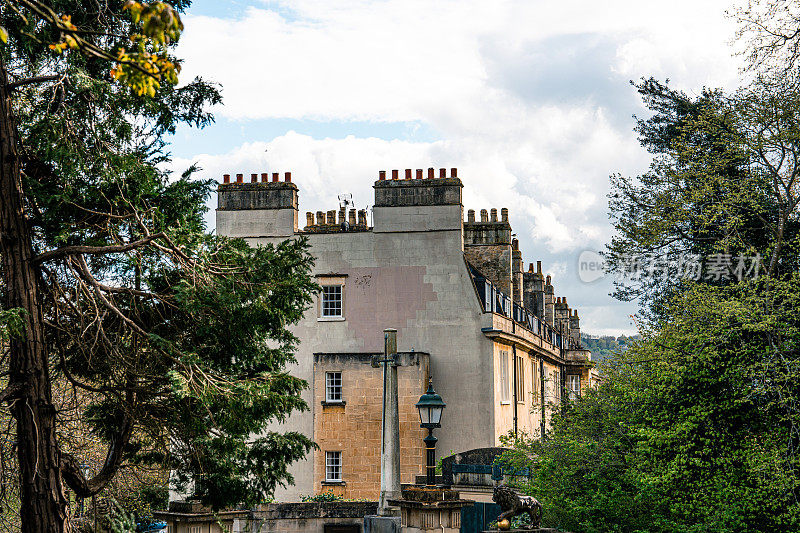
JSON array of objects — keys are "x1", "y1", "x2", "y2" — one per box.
[
  {"x1": 419, "y1": 407, "x2": 431, "y2": 425},
  {"x1": 430, "y1": 407, "x2": 443, "y2": 425}
]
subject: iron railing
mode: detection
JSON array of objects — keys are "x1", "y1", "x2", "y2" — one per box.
[{"x1": 471, "y1": 266, "x2": 564, "y2": 350}]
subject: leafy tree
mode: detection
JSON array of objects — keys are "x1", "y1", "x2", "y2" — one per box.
[
  {"x1": 506, "y1": 76, "x2": 800, "y2": 532},
  {"x1": 505, "y1": 281, "x2": 800, "y2": 532},
  {"x1": 732, "y1": 0, "x2": 800, "y2": 78},
  {"x1": 606, "y1": 78, "x2": 784, "y2": 318},
  {"x1": 0, "y1": 2, "x2": 317, "y2": 531}
]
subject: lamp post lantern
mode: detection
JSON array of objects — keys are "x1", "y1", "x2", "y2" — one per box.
[{"x1": 416, "y1": 379, "x2": 446, "y2": 486}]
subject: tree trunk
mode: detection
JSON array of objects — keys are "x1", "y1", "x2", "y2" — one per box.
[{"x1": 0, "y1": 59, "x2": 68, "y2": 532}]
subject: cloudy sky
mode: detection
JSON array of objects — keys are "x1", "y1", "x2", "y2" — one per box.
[{"x1": 169, "y1": 0, "x2": 747, "y2": 336}]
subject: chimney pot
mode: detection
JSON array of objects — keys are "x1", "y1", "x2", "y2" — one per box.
[
  {"x1": 348, "y1": 209, "x2": 356, "y2": 226},
  {"x1": 358, "y1": 209, "x2": 367, "y2": 226},
  {"x1": 379, "y1": 170, "x2": 386, "y2": 181},
  {"x1": 546, "y1": 274, "x2": 552, "y2": 284},
  {"x1": 480, "y1": 209, "x2": 488, "y2": 222},
  {"x1": 439, "y1": 168, "x2": 446, "y2": 178},
  {"x1": 490, "y1": 208, "x2": 498, "y2": 222},
  {"x1": 326, "y1": 210, "x2": 335, "y2": 225},
  {"x1": 272, "y1": 172, "x2": 279, "y2": 182},
  {"x1": 416, "y1": 169, "x2": 423, "y2": 179},
  {"x1": 223, "y1": 174, "x2": 230, "y2": 184},
  {"x1": 316, "y1": 211, "x2": 324, "y2": 225},
  {"x1": 285, "y1": 172, "x2": 292, "y2": 182},
  {"x1": 261, "y1": 172, "x2": 269, "y2": 182},
  {"x1": 405, "y1": 169, "x2": 412, "y2": 180},
  {"x1": 512, "y1": 238, "x2": 519, "y2": 250},
  {"x1": 236, "y1": 173, "x2": 243, "y2": 183},
  {"x1": 467, "y1": 209, "x2": 475, "y2": 222},
  {"x1": 428, "y1": 168, "x2": 434, "y2": 179},
  {"x1": 306, "y1": 212, "x2": 314, "y2": 227},
  {"x1": 392, "y1": 169, "x2": 399, "y2": 180},
  {"x1": 338, "y1": 208, "x2": 346, "y2": 225},
  {"x1": 501, "y1": 208, "x2": 509, "y2": 222},
  {"x1": 528, "y1": 262, "x2": 534, "y2": 272},
  {"x1": 451, "y1": 168, "x2": 457, "y2": 178},
  {"x1": 537, "y1": 260, "x2": 542, "y2": 274}
]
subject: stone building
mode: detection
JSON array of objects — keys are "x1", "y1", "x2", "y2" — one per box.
[{"x1": 215, "y1": 168, "x2": 599, "y2": 502}]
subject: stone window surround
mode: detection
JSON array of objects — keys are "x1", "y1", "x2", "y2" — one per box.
[{"x1": 316, "y1": 274, "x2": 347, "y2": 321}]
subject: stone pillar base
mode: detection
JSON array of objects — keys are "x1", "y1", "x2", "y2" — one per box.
[{"x1": 364, "y1": 515, "x2": 401, "y2": 533}]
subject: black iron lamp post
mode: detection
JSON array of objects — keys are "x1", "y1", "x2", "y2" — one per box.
[{"x1": 415, "y1": 379, "x2": 446, "y2": 486}]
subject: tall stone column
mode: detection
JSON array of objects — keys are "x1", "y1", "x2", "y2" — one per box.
[{"x1": 378, "y1": 328, "x2": 401, "y2": 515}]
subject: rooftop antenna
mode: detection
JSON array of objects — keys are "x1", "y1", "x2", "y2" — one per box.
[
  {"x1": 338, "y1": 193, "x2": 353, "y2": 231},
  {"x1": 338, "y1": 193, "x2": 353, "y2": 210}
]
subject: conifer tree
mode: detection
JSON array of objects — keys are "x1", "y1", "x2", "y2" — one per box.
[{"x1": 0, "y1": 2, "x2": 316, "y2": 531}]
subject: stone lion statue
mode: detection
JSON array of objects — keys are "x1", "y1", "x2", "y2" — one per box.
[{"x1": 492, "y1": 484, "x2": 542, "y2": 529}]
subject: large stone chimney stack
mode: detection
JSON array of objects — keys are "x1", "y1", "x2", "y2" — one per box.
[
  {"x1": 523, "y1": 261, "x2": 545, "y2": 318},
  {"x1": 372, "y1": 167, "x2": 463, "y2": 233},
  {"x1": 555, "y1": 297, "x2": 571, "y2": 335},
  {"x1": 569, "y1": 310, "x2": 581, "y2": 348},
  {"x1": 216, "y1": 172, "x2": 298, "y2": 238},
  {"x1": 544, "y1": 275, "x2": 555, "y2": 326},
  {"x1": 511, "y1": 237, "x2": 523, "y2": 304},
  {"x1": 463, "y1": 206, "x2": 513, "y2": 295}
]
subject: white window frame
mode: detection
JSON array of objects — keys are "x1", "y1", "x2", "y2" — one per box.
[
  {"x1": 325, "y1": 371, "x2": 343, "y2": 403},
  {"x1": 567, "y1": 374, "x2": 581, "y2": 400},
  {"x1": 317, "y1": 276, "x2": 346, "y2": 321},
  {"x1": 325, "y1": 451, "x2": 342, "y2": 482},
  {"x1": 321, "y1": 285, "x2": 343, "y2": 318},
  {"x1": 499, "y1": 350, "x2": 510, "y2": 404}
]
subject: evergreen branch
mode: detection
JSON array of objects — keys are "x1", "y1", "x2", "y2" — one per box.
[
  {"x1": 60, "y1": 412, "x2": 134, "y2": 497},
  {"x1": 33, "y1": 233, "x2": 166, "y2": 263},
  {"x1": 5, "y1": 74, "x2": 62, "y2": 90}
]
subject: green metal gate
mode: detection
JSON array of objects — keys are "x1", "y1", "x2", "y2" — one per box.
[{"x1": 460, "y1": 502, "x2": 501, "y2": 533}]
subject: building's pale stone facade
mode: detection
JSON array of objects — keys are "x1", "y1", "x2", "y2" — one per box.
[{"x1": 215, "y1": 169, "x2": 598, "y2": 502}]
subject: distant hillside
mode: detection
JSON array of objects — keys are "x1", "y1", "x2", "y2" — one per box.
[{"x1": 581, "y1": 333, "x2": 640, "y2": 364}]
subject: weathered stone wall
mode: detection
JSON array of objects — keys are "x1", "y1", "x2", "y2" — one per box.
[
  {"x1": 217, "y1": 181, "x2": 297, "y2": 210},
  {"x1": 463, "y1": 210, "x2": 513, "y2": 296},
  {"x1": 312, "y1": 353, "x2": 428, "y2": 499},
  {"x1": 464, "y1": 244, "x2": 512, "y2": 295},
  {"x1": 254, "y1": 501, "x2": 377, "y2": 533}
]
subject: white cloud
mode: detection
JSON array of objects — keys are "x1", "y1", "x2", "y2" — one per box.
[{"x1": 171, "y1": 0, "x2": 747, "y2": 334}]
